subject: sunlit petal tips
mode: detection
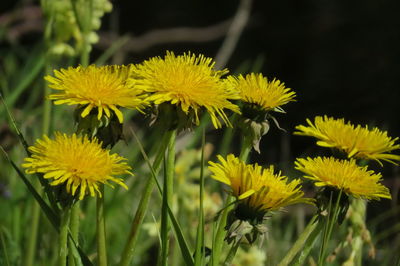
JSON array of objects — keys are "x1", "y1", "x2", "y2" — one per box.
[
  {"x1": 294, "y1": 116, "x2": 400, "y2": 165},
  {"x1": 131, "y1": 51, "x2": 240, "y2": 128},
  {"x1": 46, "y1": 65, "x2": 148, "y2": 123},
  {"x1": 295, "y1": 156, "x2": 391, "y2": 200},
  {"x1": 208, "y1": 154, "x2": 313, "y2": 212},
  {"x1": 22, "y1": 132, "x2": 132, "y2": 200},
  {"x1": 226, "y1": 73, "x2": 296, "y2": 112}
]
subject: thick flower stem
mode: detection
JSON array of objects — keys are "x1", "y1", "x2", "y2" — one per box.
[
  {"x1": 277, "y1": 214, "x2": 319, "y2": 266},
  {"x1": 68, "y1": 202, "x2": 80, "y2": 266},
  {"x1": 160, "y1": 129, "x2": 176, "y2": 265},
  {"x1": 59, "y1": 206, "x2": 71, "y2": 266},
  {"x1": 119, "y1": 130, "x2": 174, "y2": 266},
  {"x1": 97, "y1": 185, "x2": 107, "y2": 266},
  {"x1": 239, "y1": 134, "x2": 252, "y2": 162}
]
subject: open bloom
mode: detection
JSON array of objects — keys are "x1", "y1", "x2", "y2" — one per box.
[
  {"x1": 131, "y1": 51, "x2": 240, "y2": 128},
  {"x1": 208, "y1": 154, "x2": 312, "y2": 212},
  {"x1": 22, "y1": 132, "x2": 132, "y2": 200},
  {"x1": 46, "y1": 65, "x2": 148, "y2": 123},
  {"x1": 295, "y1": 116, "x2": 400, "y2": 165},
  {"x1": 295, "y1": 157, "x2": 391, "y2": 200},
  {"x1": 226, "y1": 73, "x2": 296, "y2": 113}
]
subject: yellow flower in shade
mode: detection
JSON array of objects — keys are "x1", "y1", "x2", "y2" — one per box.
[
  {"x1": 226, "y1": 73, "x2": 296, "y2": 112},
  {"x1": 208, "y1": 154, "x2": 312, "y2": 212},
  {"x1": 45, "y1": 65, "x2": 147, "y2": 123},
  {"x1": 131, "y1": 51, "x2": 240, "y2": 128},
  {"x1": 295, "y1": 157, "x2": 391, "y2": 200},
  {"x1": 295, "y1": 116, "x2": 400, "y2": 165},
  {"x1": 22, "y1": 132, "x2": 131, "y2": 200}
]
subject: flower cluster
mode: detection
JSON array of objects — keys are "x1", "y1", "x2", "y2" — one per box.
[
  {"x1": 25, "y1": 51, "x2": 295, "y2": 201},
  {"x1": 294, "y1": 115, "x2": 395, "y2": 201}
]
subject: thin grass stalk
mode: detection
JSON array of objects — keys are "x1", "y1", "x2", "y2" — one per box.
[
  {"x1": 194, "y1": 129, "x2": 206, "y2": 266},
  {"x1": 277, "y1": 214, "x2": 319, "y2": 266},
  {"x1": 224, "y1": 241, "x2": 241, "y2": 265},
  {"x1": 119, "y1": 130, "x2": 174, "y2": 266},
  {"x1": 318, "y1": 190, "x2": 343, "y2": 265},
  {"x1": 129, "y1": 128, "x2": 195, "y2": 266},
  {"x1": 59, "y1": 206, "x2": 71, "y2": 266},
  {"x1": 292, "y1": 219, "x2": 324, "y2": 266},
  {"x1": 0, "y1": 227, "x2": 10, "y2": 266},
  {"x1": 96, "y1": 185, "x2": 107, "y2": 266},
  {"x1": 160, "y1": 129, "x2": 176, "y2": 265}
]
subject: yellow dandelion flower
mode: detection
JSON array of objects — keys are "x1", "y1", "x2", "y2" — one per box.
[
  {"x1": 46, "y1": 65, "x2": 147, "y2": 123},
  {"x1": 208, "y1": 154, "x2": 311, "y2": 212},
  {"x1": 22, "y1": 132, "x2": 132, "y2": 200},
  {"x1": 295, "y1": 157, "x2": 391, "y2": 200},
  {"x1": 295, "y1": 116, "x2": 400, "y2": 165},
  {"x1": 226, "y1": 73, "x2": 296, "y2": 112},
  {"x1": 132, "y1": 51, "x2": 240, "y2": 128}
]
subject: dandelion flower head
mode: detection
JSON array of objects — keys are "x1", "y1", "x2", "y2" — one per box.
[
  {"x1": 46, "y1": 65, "x2": 148, "y2": 123},
  {"x1": 22, "y1": 132, "x2": 132, "y2": 200},
  {"x1": 295, "y1": 156, "x2": 391, "y2": 200},
  {"x1": 226, "y1": 73, "x2": 296, "y2": 114},
  {"x1": 295, "y1": 116, "x2": 400, "y2": 165},
  {"x1": 131, "y1": 51, "x2": 240, "y2": 128},
  {"x1": 208, "y1": 154, "x2": 312, "y2": 212}
]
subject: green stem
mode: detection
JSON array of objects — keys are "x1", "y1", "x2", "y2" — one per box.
[
  {"x1": 97, "y1": 185, "x2": 107, "y2": 266},
  {"x1": 211, "y1": 135, "x2": 252, "y2": 265},
  {"x1": 239, "y1": 134, "x2": 252, "y2": 162},
  {"x1": 160, "y1": 129, "x2": 176, "y2": 266},
  {"x1": 277, "y1": 214, "x2": 319, "y2": 266},
  {"x1": 24, "y1": 183, "x2": 41, "y2": 266},
  {"x1": 293, "y1": 218, "x2": 324, "y2": 266},
  {"x1": 119, "y1": 130, "x2": 174, "y2": 266},
  {"x1": 318, "y1": 190, "x2": 343, "y2": 265},
  {"x1": 24, "y1": 53, "x2": 54, "y2": 266},
  {"x1": 224, "y1": 241, "x2": 241, "y2": 265},
  {"x1": 194, "y1": 129, "x2": 206, "y2": 266},
  {"x1": 68, "y1": 202, "x2": 80, "y2": 266},
  {"x1": 59, "y1": 207, "x2": 71, "y2": 266}
]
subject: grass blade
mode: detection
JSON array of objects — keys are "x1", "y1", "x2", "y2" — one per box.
[
  {"x1": 0, "y1": 146, "x2": 60, "y2": 230},
  {"x1": 130, "y1": 128, "x2": 194, "y2": 266}
]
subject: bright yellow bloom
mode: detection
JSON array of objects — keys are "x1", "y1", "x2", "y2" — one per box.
[
  {"x1": 46, "y1": 65, "x2": 147, "y2": 123},
  {"x1": 131, "y1": 51, "x2": 240, "y2": 128},
  {"x1": 226, "y1": 73, "x2": 296, "y2": 112},
  {"x1": 295, "y1": 157, "x2": 391, "y2": 200},
  {"x1": 22, "y1": 132, "x2": 131, "y2": 200},
  {"x1": 208, "y1": 154, "x2": 312, "y2": 212},
  {"x1": 295, "y1": 116, "x2": 400, "y2": 165}
]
